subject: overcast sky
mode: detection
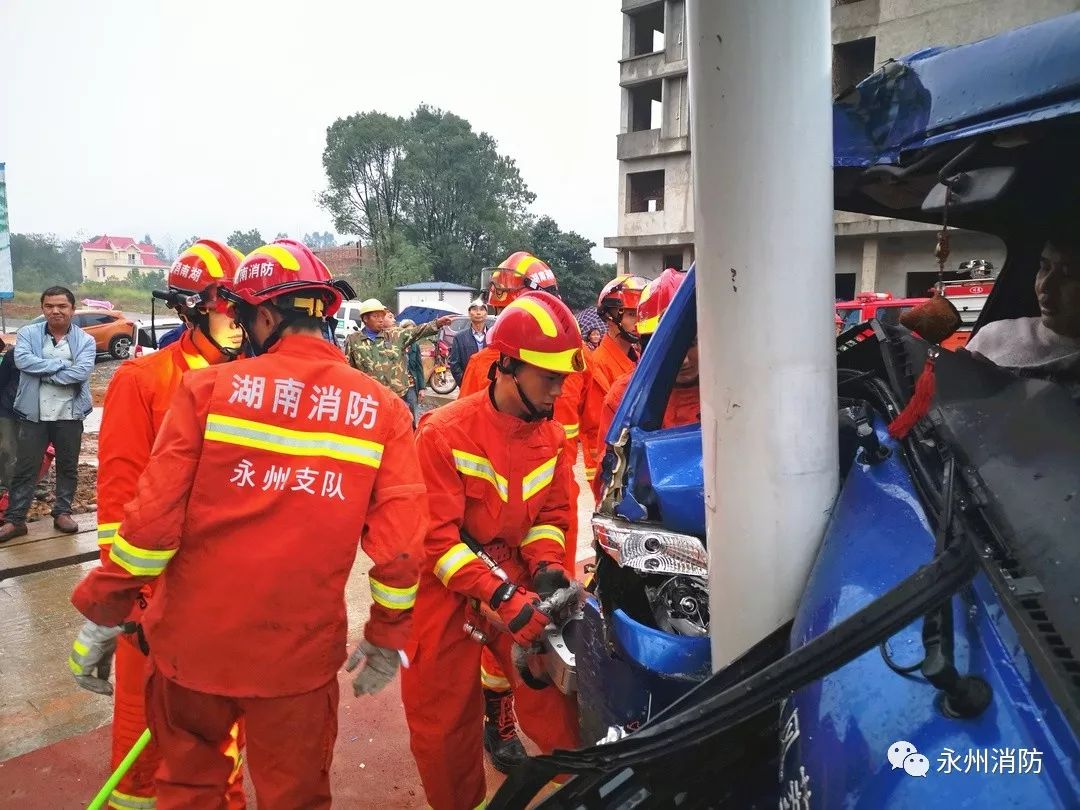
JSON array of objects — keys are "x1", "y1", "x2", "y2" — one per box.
[{"x1": 0, "y1": 0, "x2": 621, "y2": 260}]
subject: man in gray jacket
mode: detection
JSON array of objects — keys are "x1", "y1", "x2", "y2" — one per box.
[{"x1": 0, "y1": 286, "x2": 96, "y2": 541}]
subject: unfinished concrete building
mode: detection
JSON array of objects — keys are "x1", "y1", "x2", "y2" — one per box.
[
  {"x1": 605, "y1": 0, "x2": 693, "y2": 278},
  {"x1": 607, "y1": 0, "x2": 1080, "y2": 293}
]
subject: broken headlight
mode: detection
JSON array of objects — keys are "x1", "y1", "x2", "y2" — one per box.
[{"x1": 592, "y1": 515, "x2": 708, "y2": 578}]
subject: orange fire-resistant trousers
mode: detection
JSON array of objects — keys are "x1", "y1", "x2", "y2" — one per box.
[
  {"x1": 111, "y1": 635, "x2": 246, "y2": 810},
  {"x1": 402, "y1": 578, "x2": 580, "y2": 810},
  {"x1": 144, "y1": 666, "x2": 337, "y2": 810}
]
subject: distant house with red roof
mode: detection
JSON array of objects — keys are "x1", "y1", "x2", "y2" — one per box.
[{"x1": 80, "y1": 235, "x2": 168, "y2": 282}]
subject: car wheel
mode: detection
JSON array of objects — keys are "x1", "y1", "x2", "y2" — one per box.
[{"x1": 108, "y1": 334, "x2": 133, "y2": 359}]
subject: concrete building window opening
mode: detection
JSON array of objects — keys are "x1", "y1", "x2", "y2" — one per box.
[
  {"x1": 629, "y1": 2, "x2": 665, "y2": 57},
  {"x1": 629, "y1": 80, "x2": 663, "y2": 133},
  {"x1": 663, "y1": 253, "x2": 683, "y2": 271},
  {"x1": 628, "y1": 169, "x2": 665, "y2": 213},
  {"x1": 833, "y1": 36, "x2": 876, "y2": 96}
]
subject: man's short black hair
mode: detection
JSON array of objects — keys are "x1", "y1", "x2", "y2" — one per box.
[{"x1": 41, "y1": 286, "x2": 75, "y2": 306}]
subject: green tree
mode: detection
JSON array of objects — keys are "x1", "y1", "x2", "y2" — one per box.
[
  {"x1": 178, "y1": 235, "x2": 200, "y2": 255},
  {"x1": 275, "y1": 231, "x2": 289, "y2": 240},
  {"x1": 320, "y1": 107, "x2": 533, "y2": 288},
  {"x1": 398, "y1": 105, "x2": 534, "y2": 286},
  {"x1": 320, "y1": 112, "x2": 408, "y2": 268},
  {"x1": 351, "y1": 229, "x2": 430, "y2": 306},
  {"x1": 10, "y1": 233, "x2": 81, "y2": 292},
  {"x1": 525, "y1": 216, "x2": 611, "y2": 311},
  {"x1": 227, "y1": 229, "x2": 264, "y2": 254},
  {"x1": 303, "y1": 231, "x2": 337, "y2": 249}
]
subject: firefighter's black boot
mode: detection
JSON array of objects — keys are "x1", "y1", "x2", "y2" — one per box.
[{"x1": 483, "y1": 688, "x2": 527, "y2": 773}]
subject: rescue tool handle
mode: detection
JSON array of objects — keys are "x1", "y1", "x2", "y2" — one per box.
[{"x1": 87, "y1": 728, "x2": 151, "y2": 810}]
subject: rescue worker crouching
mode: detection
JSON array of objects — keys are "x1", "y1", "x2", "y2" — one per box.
[
  {"x1": 402, "y1": 290, "x2": 584, "y2": 810},
  {"x1": 87, "y1": 238, "x2": 248, "y2": 810},
  {"x1": 69, "y1": 239, "x2": 427, "y2": 809},
  {"x1": 457, "y1": 251, "x2": 590, "y2": 772}
]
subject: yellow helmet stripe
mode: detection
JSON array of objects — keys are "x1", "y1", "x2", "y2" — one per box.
[
  {"x1": 519, "y1": 346, "x2": 584, "y2": 373},
  {"x1": 508, "y1": 297, "x2": 557, "y2": 337},
  {"x1": 247, "y1": 244, "x2": 301, "y2": 271},
  {"x1": 515, "y1": 255, "x2": 542, "y2": 276},
  {"x1": 637, "y1": 312, "x2": 662, "y2": 334},
  {"x1": 186, "y1": 244, "x2": 225, "y2": 278}
]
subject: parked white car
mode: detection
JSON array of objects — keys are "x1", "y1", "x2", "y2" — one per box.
[{"x1": 132, "y1": 317, "x2": 185, "y2": 358}]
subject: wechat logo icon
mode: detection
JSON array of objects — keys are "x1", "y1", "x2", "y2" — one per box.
[{"x1": 888, "y1": 740, "x2": 930, "y2": 777}]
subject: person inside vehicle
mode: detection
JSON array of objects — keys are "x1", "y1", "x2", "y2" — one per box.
[{"x1": 966, "y1": 233, "x2": 1080, "y2": 384}]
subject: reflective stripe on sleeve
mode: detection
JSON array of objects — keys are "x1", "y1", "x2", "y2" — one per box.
[
  {"x1": 434, "y1": 542, "x2": 480, "y2": 587},
  {"x1": 521, "y1": 524, "x2": 565, "y2": 550},
  {"x1": 370, "y1": 577, "x2": 418, "y2": 610},
  {"x1": 97, "y1": 522, "x2": 120, "y2": 547},
  {"x1": 108, "y1": 533, "x2": 177, "y2": 577},
  {"x1": 563, "y1": 423, "x2": 580, "y2": 439}
]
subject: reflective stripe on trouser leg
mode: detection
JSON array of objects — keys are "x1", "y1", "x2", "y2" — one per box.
[
  {"x1": 489, "y1": 630, "x2": 580, "y2": 755},
  {"x1": 401, "y1": 578, "x2": 490, "y2": 810},
  {"x1": 479, "y1": 646, "x2": 511, "y2": 692},
  {"x1": 112, "y1": 634, "x2": 158, "y2": 807},
  {"x1": 108, "y1": 790, "x2": 156, "y2": 809}
]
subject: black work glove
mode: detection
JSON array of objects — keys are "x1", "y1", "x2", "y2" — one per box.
[{"x1": 532, "y1": 562, "x2": 571, "y2": 601}]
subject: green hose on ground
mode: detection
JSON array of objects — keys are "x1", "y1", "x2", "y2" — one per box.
[{"x1": 86, "y1": 728, "x2": 151, "y2": 810}]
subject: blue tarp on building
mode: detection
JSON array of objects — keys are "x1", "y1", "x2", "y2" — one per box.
[
  {"x1": 397, "y1": 305, "x2": 459, "y2": 326},
  {"x1": 834, "y1": 11, "x2": 1080, "y2": 168}
]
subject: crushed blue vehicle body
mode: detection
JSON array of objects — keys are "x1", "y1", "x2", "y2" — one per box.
[
  {"x1": 490, "y1": 12, "x2": 1080, "y2": 809},
  {"x1": 833, "y1": 11, "x2": 1080, "y2": 168}
]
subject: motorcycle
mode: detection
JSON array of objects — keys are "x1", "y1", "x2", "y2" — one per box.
[{"x1": 427, "y1": 338, "x2": 457, "y2": 395}]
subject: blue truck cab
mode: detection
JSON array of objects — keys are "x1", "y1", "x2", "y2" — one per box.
[{"x1": 493, "y1": 12, "x2": 1080, "y2": 809}]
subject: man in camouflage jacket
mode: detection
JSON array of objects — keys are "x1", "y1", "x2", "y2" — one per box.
[{"x1": 345, "y1": 299, "x2": 452, "y2": 400}]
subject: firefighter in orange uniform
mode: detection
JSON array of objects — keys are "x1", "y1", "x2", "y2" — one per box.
[
  {"x1": 402, "y1": 291, "x2": 583, "y2": 809},
  {"x1": 89, "y1": 239, "x2": 247, "y2": 810},
  {"x1": 69, "y1": 240, "x2": 426, "y2": 809},
  {"x1": 595, "y1": 268, "x2": 700, "y2": 499},
  {"x1": 457, "y1": 252, "x2": 589, "y2": 771},
  {"x1": 582, "y1": 274, "x2": 649, "y2": 500}
]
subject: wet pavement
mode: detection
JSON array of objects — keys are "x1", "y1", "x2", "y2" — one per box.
[{"x1": 0, "y1": 457, "x2": 597, "y2": 808}]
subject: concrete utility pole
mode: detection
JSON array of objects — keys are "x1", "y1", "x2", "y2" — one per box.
[{"x1": 686, "y1": 0, "x2": 839, "y2": 671}]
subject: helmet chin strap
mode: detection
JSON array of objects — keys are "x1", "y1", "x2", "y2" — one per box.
[
  {"x1": 492, "y1": 357, "x2": 553, "y2": 422},
  {"x1": 603, "y1": 306, "x2": 641, "y2": 346},
  {"x1": 191, "y1": 311, "x2": 241, "y2": 358}
]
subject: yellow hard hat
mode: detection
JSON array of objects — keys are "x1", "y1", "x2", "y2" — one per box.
[{"x1": 357, "y1": 298, "x2": 390, "y2": 317}]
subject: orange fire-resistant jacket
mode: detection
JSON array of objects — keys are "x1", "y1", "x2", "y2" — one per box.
[
  {"x1": 582, "y1": 333, "x2": 637, "y2": 484},
  {"x1": 96, "y1": 329, "x2": 229, "y2": 569},
  {"x1": 593, "y1": 372, "x2": 701, "y2": 500},
  {"x1": 458, "y1": 345, "x2": 500, "y2": 399},
  {"x1": 461, "y1": 346, "x2": 591, "y2": 467},
  {"x1": 72, "y1": 334, "x2": 427, "y2": 697},
  {"x1": 415, "y1": 390, "x2": 571, "y2": 606}
]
